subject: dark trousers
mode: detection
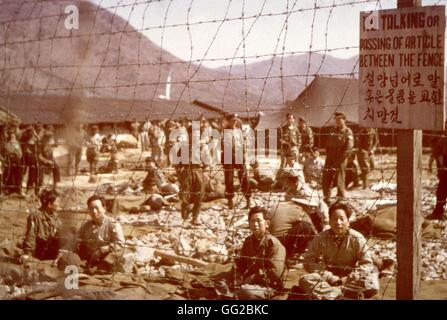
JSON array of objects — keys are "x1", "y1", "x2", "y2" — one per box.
[
  {"x1": 3, "y1": 161, "x2": 23, "y2": 194},
  {"x1": 39, "y1": 163, "x2": 60, "y2": 189},
  {"x1": 322, "y1": 159, "x2": 347, "y2": 201},
  {"x1": 26, "y1": 161, "x2": 40, "y2": 193},
  {"x1": 178, "y1": 166, "x2": 204, "y2": 221},
  {"x1": 223, "y1": 164, "x2": 251, "y2": 201},
  {"x1": 68, "y1": 147, "x2": 82, "y2": 175},
  {"x1": 434, "y1": 170, "x2": 447, "y2": 213}
]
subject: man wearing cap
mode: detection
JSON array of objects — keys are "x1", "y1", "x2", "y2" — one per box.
[
  {"x1": 298, "y1": 117, "x2": 314, "y2": 155},
  {"x1": 356, "y1": 127, "x2": 379, "y2": 189},
  {"x1": 76, "y1": 195, "x2": 125, "y2": 271},
  {"x1": 279, "y1": 114, "x2": 301, "y2": 168},
  {"x1": 221, "y1": 113, "x2": 251, "y2": 209},
  {"x1": 322, "y1": 112, "x2": 354, "y2": 203},
  {"x1": 215, "y1": 206, "x2": 286, "y2": 299}
]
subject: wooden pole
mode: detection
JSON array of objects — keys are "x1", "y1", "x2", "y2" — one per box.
[{"x1": 396, "y1": 0, "x2": 422, "y2": 300}]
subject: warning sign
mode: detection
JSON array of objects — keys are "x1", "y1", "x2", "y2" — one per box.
[{"x1": 359, "y1": 6, "x2": 445, "y2": 130}]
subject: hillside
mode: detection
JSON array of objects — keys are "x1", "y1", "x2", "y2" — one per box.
[{"x1": 0, "y1": 0, "x2": 359, "y2": 119}]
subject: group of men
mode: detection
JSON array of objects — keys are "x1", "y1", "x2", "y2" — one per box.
[
  {"x1": 3, "y1": 110, "x2": 447, "y2": 301},
  {"x1": 278, "y1": 112, "x2": 379, "y2": 205},
  {"x1": 0, "y1": 123, "x2": 60, "y2": 196},
  {"x1": 20, "y1": 190, "x2": 125, "y2": 273},
  {"x1": 215, "y1": 203, "x2": 380, "y2": 300}
]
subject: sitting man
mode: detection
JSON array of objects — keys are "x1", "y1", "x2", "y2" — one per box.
[
  {"x1": 274, "y1": 156, "x2": 312, "y2": 199},
  {"x1": 215, "y1": 206, "x2": 286, "y2": 299},
  {"x1": 249, "y1": 160, "x2": 274, "y2": 192},
  {"x1": 21, "y1": 189, "x2": 62, "y2": 262},
  {"x1": 77, "y1": 195, "x2": 125, "y2": 272},
  {"x1": 302, "y1": 147, "x2": 324, "y2": 187},
  {"x1": 269, "y1": 201, "x2": 329, "y2": 260},
  {"x1": 142, "y1": 158, "x2": 179, "y2": 195},
  {"x1": 299, "y1": 202, "x2": 379, "y2": 300}
]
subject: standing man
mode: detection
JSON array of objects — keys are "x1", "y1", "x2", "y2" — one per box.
[
  {"x1": 38, "y1": 131, "x2": 60, "y2": 191},
  {"x1": 221, "y1": 113, "x2": 251, "y2": 209},
  {"x1": 176, "y1": 125, "x2": 204, "y2": 225},
  {"x1": 20, "y1": 126, "x2": 40, "y2": 195},
  {"x1": 86, "y1": 125, "x2": 101, "y2": 175},
  {"x1": 426, "y1": 131, "x2": 447, "y2": 220},
  {"x1": 3, "y1": 126, "x2": 23, "y2": 195},
  {"x1": 66, "y1": 123, "x2": 86, "y2": 176},
  {"x1": 298, "y1": 117, "x2": 314, "y2": 155},
  {"x1": 356, "y1": 127, "x2": 379, "y2": 189},
  {"x1": 215, "y1": 206, "x2": 286, "y2": 299},
  {"x1": 280, "y1": 113, "x2": 301, "y2": 168},
  {"x1": 322, "y1": 112, "x2": 353, "y2": 204},
  {"x1": 149, "y1": 121, "x2": 165, "y2": 165}
]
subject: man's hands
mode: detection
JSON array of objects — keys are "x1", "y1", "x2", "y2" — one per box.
[
  {"x1": 328, "y1": 275, "x2": 348, "y2": 286},
  {"x1": 19, "y1": 254, "x2": 30, "y2": 264}
]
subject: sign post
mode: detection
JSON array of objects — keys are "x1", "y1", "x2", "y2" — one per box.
[{"x1": 359, "y1": 0, "x2": 445, "y2": 299}]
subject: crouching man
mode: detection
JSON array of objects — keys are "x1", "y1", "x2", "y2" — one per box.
[
  {"x1": 215, "y1": 206, "x2": 286, "y2": 299},
  {"x1": 298, "y1": 202, "x2": 379, "y2": 300},
  {"x1": 77, "y1": 195, "x2": 125, "y2": 272},
  {"x1": 21, "y1": 189, "x2": 62, "y2": 262}
]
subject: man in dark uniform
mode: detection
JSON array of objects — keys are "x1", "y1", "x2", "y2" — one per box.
[
  {"x1": 426, "y1": 131, "x2": 447, "y2": 220},
  {"x1": 322, "y1": 112, "x2": 354, "y2": 204},
  {"x1": 280, "y1": 113, "x2": 301, "y2": 168},
  {"x1": 20, "y1": 126, "x2": 40, "y2": 195},
  {"x1": 356, "y1": 127, "x2": 379, "y2": 189},
  {"x1": 221, "y1": 113, "x2": 251, "y2": 209},
  {"x1": 215, "y1": 206, "x2": 286, "y2": 299},
  {"x1": 298, "y1": 117, "x2": 314, "y2": 154},
  {"x1": 21, "y1": 189, "x2": 62, "y2": 262},
  {"x1": 176, "y1": 123, "x2": 204, "y2": 225}
]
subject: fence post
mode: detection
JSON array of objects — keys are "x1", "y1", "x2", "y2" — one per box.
[{"x1": 396, "y1": 0, "x2": 422, "y2": 300}]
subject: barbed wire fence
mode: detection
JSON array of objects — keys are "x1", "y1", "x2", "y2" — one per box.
[{"x1": 0, "y1": 0, "x2": 446, "y2": 300}]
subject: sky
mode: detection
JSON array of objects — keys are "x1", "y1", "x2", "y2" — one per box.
[{"x1": 90, "y1": 0, "x2": 446, "y2": 68}]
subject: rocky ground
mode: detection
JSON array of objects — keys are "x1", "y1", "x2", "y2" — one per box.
[{"x1": 0, "y1": 147, "x2": 446, "y2": 299}]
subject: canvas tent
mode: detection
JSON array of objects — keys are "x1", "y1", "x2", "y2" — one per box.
[
  {"x1": 256, "y1": 76, "x2": 359, "y2": 129},
  {"x1": 0, "y1": 106, "x2": 20, "y2": 126}
]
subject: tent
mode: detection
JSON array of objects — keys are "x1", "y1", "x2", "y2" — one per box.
[{"x1": 257, "y1": 76, "x2": 359, "y2": 129}]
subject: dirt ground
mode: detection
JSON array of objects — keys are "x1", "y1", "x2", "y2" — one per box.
[{"x1": 0, "y1": 148, "x2": 446, "y2": 300}]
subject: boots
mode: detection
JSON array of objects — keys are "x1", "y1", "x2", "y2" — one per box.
[
  {"x1": 227, "y1": 198, "x2": 234, "y2": 209},
  {"x1": 361, "y1": 173, "x2": 369, "y2": 189}
]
